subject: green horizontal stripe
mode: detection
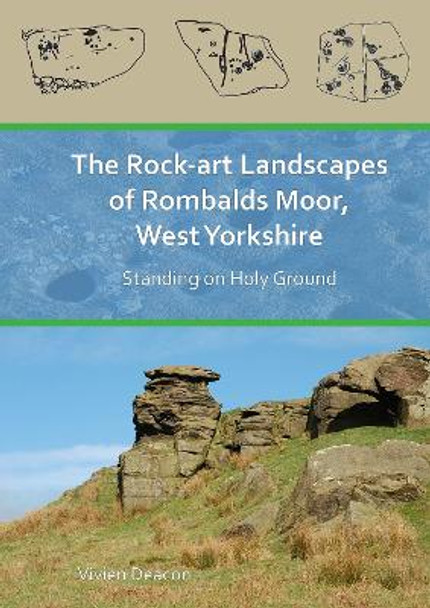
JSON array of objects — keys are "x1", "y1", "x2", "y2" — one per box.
[
  {"x1": 0, "y1": 319, "x2": 428, "y2": 327},
  {"x1": 0, "y1": 123, "x2": 429, "y2": 131}
]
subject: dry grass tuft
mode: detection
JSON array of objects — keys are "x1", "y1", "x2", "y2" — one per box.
[
  {"x1": 150, "y1": 515, "x2": 183, "y2": 548},
  {"x1": 228, "y1": 452, "x2": 258, "y2": 471},
  {"x1": 181, "y1": 535, "x2": 263, "y2": 570},
  {"x1": 290, "y1": 512, "x2": 428, "y2": 590},
  {"x1": 181, "y1": 469, "x2": 216, "y2": 498},
  {"x1": 290, "y1": 512, "x2": 418, "y2": 560},
  {"x1": 204, "y1": 479, "x2": 237, "y2": 518},
  {"x1": 204, "y1": 477, "x2": 235, "y2": 508},
  {"x1": 0, "y1": 500, "x2": 122, "y2": 542},
  {"x1": 84, "y1": 569, "x2": 291, "y2": 608}
]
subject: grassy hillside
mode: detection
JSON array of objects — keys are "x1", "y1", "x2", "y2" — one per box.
[{"x1": 1, "y1": 426, "x2": 429, "y2": 608}]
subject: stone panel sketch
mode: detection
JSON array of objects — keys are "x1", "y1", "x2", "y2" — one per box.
[
  {"x1": 317, "y1": 22, "x2": 410, "y2": 102},
  {"x1": 22, "y1": 25, "x2": 145, "y2": 94},
  {"x1": 176, "y1": 20, "x2": 288, "y2": 96}
]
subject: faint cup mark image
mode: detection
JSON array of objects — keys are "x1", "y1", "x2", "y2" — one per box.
[{"x1": 45, "y1": 269, "x2": 96, "y2": 303}]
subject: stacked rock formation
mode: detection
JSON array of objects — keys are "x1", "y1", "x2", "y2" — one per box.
[
  {"x1": 118, "y1": 348, "x2": 430, "y2": 513},
  {"x1": 207, "y1": 399, "x2": 310, "y2": 464},
  {"x1": 308, "y1": 347, "x2": 430, "y2": 438},
  {"x1": 236, "y1": 400, "x2": 310, "y2": 455},
  {"x1": 119, "y1": 366, "x2": 221, "y2": 513}
]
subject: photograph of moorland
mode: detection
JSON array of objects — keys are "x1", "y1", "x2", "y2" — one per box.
[{"x1": 1, "y1": 327, "x2": 429, "y2": 608}]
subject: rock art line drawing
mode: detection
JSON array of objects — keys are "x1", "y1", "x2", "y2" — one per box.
[
  {"x1": 317, "y1": 21, "x2": 410, "y2": 102},
  {"x1": 176, "y1": 20, "x2": 289, "y2": 96},
  {"x1": 22, "y1": 25, "x2": 145, "y2": 94}
]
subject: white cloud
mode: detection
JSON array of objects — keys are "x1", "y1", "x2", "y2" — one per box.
[
  {"x1": 0, "y1": 444, "x2": 126, "y2": 522},
  {"x1": 0, "y1": 444, "x2": 126, "y2": 470}
]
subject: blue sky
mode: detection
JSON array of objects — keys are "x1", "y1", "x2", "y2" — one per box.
[{"x1": 0, "y1": 326, "x2": 428, "y2": 520}]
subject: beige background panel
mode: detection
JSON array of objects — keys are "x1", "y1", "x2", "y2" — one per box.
[{"x1": 0, "y1": 1, "x2": 427, "y2": 123}]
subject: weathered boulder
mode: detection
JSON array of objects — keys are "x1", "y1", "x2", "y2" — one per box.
[
  {"x1": 223, "y1": 502, "x2": 279, "y2": 539},
  {"x1": 232, "y1": 463, "x2": 277, "y2": 504},
  {"x1": 308, "y1": 348, "x2": 430, "y2": 438},
  {"x1": 207, "y1": 400, "x2": 310, "y2": 464},
  {"x1": 277, "y1": 440, "x2": 430, "y2": 534},
  {"x1": 119, "y1": 366, "x2": 221, "y2": 513},
  {"x1": 237, "y1": 400, "x2": 310, "y2": 456}
]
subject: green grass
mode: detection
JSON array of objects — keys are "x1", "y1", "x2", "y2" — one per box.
[{"x1": 0, "y1": 426, "x2": 429, "y2": 608}]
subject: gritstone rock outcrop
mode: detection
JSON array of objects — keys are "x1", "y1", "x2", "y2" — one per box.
[
  {"x1": 207, "y1": 400, "x2": 310, "y2": 464},
  {"x1": 308, "y1": 347, "x2": 430, "y2": 438},
  {"x1": 118, "y1": 348, "x2": 430, "y2": 514},
  {"x1": 119, "y1": 366, "x2": 221, "y2": 513},
  {"x1": 277, "y1": 440, "x2": 430, "y2": 533},
  {"x1": 118, "y1": 367, "x2": 310, "y2": 512}
]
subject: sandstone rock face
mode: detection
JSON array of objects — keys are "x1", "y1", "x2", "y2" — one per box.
[
  {"x1": 278, "y1": 440, "x2": 430, "y2": 533},
  {"x1": 118, "y1": 366, "x2": 310, "y2": 512},
  {"x1": 119, "y1": 366, "x2": 221, "y2": 513},
  {"x1": 207, "y1": 399, "x2": 310, "y2": 464},
  {"x1": 237, "y1": 400, "x2": 310, "y2": 456},
  {"x1": 308, "y1": 348, "x2": 430, "y2": 438},
  {"x1": 231, "y1": 463, "x2": 277, "y2": 504},
  {"x1": 206, "y1": 410, "x2": 242, "y2": 468},
  {"x1": 117, "y1": 351, "x2": 429, "y2": 517},
  {"x1": 223, "y1": 502, "x2": 279, "y2": 539}
]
